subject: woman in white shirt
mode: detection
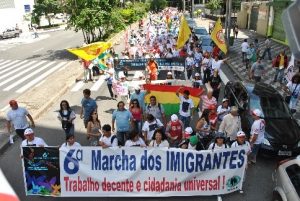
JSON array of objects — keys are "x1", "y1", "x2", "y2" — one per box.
[
  {"x1": 61, "y1": 135, "x2": 81, "y2": 149},
  {"x1": 57, "y1": 100, "x2": 76, "y2": 137},
  {"x1": 149, "y1": 129, "x2": 169, "y2": 148},
  {"x1": 125, "y1": 130, "x2": 146, "y2": 147}
]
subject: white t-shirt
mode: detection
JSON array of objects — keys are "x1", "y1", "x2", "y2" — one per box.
[
  {"x1": 142, "y1": 119, "x2": 164, "y2": 140},
  {"x1": 231, "y1": 141, "x2": 251, "y2": 154},
  {"x1": 287, "y1": 82, "x2": 300, "y2": 98},
  {"x1": 6, "y1": 107, "x2": 29, "y2": 129},
  {"x1": 125, "y1": 138, "x2": 146, "y2": 147},
  {"x1": 21, "y1": 137, "x2": 47, "y2": 147},
  {"x1": 217, "y1": 105, "x2": 231, "y2": 121},
  {"x1": 208, "y1": 143, "x2": 227, "y2": 150},
  {"x1": 148, "y1": 140, "x2": 169, "y2": 147},
  {"x1": 250, "y1": 119, "x2": 265, "y2": 144},
  {"x1": 99, "y1": 135, "x2": 118, "y2": 147},
  {"x1": 179, "y1": 96, "x2": 194, "y2": 117},
  {"x1": 211, "y1": 59, "x2": 223, "y2": 72},
  {"x1": 241, "y1": 42, "x2": 249, "y2": 52},
  {"x1": 61, "y1": 142, "x2": 81, "y2": 149}
]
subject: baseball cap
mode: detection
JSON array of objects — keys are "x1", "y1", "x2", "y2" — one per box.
[
  {"x1": 171, "y1": 114, "x2": 178, "y2": 122},
  {"x1": 184, "y1": 127, "x2": 193, "y2": 139},
  {"x1": 167, "y1": 71, "x2": 172, "y2": 75},
  {"x1": 134, "y1": 86, "x2": 141, "y2": 90},
  {"x1": 222, "y1": 98, "x2": 229, "y2": 102},
  {"x1": 195, "y1": 73, "x2": 200, "y2": 77},
  {"x1": 231, "y1": 106, "x2": 238, "y2": 112},
  {"x1": 215, "y1": 132, "x2": 225, "y2": 139},
  {"x1": 189, "y1": 135, "x2": 198, "y2": 146},
  {"x1": 252, "y1": 109, "x2": 262, "y2": 117},
  {"x1": 24, "y1": 128, "x2": 34, "y2": 136},
  {"x1": 236, "y1": 131, "x2": 246, "y2": 137},
  {"x1": 9, "y1": 100, "x2": 17, "y2": 106},
  {"x1": 208, "y1": 104, "x2": 216, "y2": 110}
]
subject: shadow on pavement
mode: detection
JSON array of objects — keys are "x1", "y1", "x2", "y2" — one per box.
[{"x1": 24, "y1": 49, "x2": 77, "y2": 61}]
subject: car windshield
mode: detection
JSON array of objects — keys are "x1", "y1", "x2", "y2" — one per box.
[
  {"x1": 250, "y1": 94, "x2": 291, "y2": 118},
  {"x1": 195, "y1": 28, "x2": 207, "y2": 35},
  {"x1": 286, "y1": 164, "x2": 300, "y2": 197}
]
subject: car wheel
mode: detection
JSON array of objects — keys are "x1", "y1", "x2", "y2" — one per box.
[{"x1": 272, "y1": 191, "x2": 283, "y2": 201}]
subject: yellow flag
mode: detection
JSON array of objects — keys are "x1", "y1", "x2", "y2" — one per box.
[
  {"x1": 210, "y1": 18, "x2": 227, "y2": 54},
  {"x1": 67, "y1": 41, "x2": 112, "y2": 61},
  {"x1": 176, "y1": 16, "x2": 191, "y2": 49}
]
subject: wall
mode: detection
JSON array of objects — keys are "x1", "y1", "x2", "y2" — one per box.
[
  {"x1": 256, "y1": 3, "x2": 269, "y2": 36},
  {"x1": 237, "y1": 4, "x2": 248, "y2": 29}
]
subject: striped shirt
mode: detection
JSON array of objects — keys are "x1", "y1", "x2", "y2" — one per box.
[{"x1": 201, "y1": 95, "x2": 217, "y2": 111}]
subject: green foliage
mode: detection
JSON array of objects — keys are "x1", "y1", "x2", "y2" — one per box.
[
  {"x1": 205, "y1": 0, "x2": 222, "y2": 10},
  {"x1": 149, "y1": 0, "x2": 167, "y2": 12},
  {"x1": 32, "y1": 0, "x2": 61, "y2": 26}
]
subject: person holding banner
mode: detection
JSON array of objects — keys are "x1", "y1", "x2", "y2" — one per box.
[
  {"x1": 165, "y1": 114, "x2": 184, "y2": 147},
  {"x1": 112, "y1": 101, "x2": 134, "y2": 146},
  {"x1": 148, "y1": 128, "x2": 169, "y2": 147},
  {"x1": 208, "y1": 132, "x2": 229, "y2": 150},
  {"x1": 142, "y1": 114, "x2": 164, "y2": 145},
  {"x1": 61, "y1": 134, "x2": 81, "y2": 149},
  {"x1": 21, "y1": 128, "x2": 47, "y2": 147},
  {"x1": 146, "y1": 56, "x2": 159, "y2": 81},
  {"x1": 176, "y1": 88, "x2": 195, "y2": 128},
  {"x1": 99, "y1": 124, "x2": 118, "y2": 148},
  {"x1": 125, "y1": 130, "x2": 146, "y2": 147}
]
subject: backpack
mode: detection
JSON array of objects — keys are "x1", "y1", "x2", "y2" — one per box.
[
  {"x1": 60, "y1": 110, "x2": 73, "y2": 130},
  {"x1": 147, "y1": 103, "x2": 162, "y2": 113}
]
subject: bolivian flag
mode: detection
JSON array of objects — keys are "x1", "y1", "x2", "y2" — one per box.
[
  {"x1": 67, "y1": 41, "x2": 112, "y2": 61},
  {"x1": 143, "y1": 84, "x2": 204, "y2": 115},
  {"x1": 210, "y1": 18, "x2": 227, "y2": 54},
  {"x1": 176, "y1": 16, "x2": 191, "y2": 49}
]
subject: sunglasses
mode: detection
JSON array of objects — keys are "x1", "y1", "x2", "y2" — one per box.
[{"x1": 92, "y1": 113, "x2": 97, "y2": 115}]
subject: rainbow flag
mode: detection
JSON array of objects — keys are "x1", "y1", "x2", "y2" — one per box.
[
  {"x1": 67, "y1": 41, "x2": 112, "y2": 61},
  {"x1": 143, "y1": 84, "x2": 204, "y2": 115}
]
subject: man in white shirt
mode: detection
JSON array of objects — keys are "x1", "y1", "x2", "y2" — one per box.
[
  {"x1": 99, "y1": 124, "x2": 118, "y2": 148},
  {"x1": 218, "y1": 106, "x2": 241, "y2": 144},
  {"x1": 21, "y1": 128, "x2": 47, "y2": 147},
  {"x1": 241, "y1": 39, "x2": 249, "y2": 62},
  {"x1": 249, "y1": 109, "x2": 265, "y2": 164},
  {"x1": 6, "y1": 100, "x2": 35, "y2": 141},
  {"x1": 217, "y1": 98, "x2": 231, "y2": 122},
  {"x1": 211, "y1": 55, "x2": 228, "y2": 74},
  {"x1": 142, "y1": 114, "x2": 164, "y2": 144},
  {"x1": 176, "y1": 87, "x2": 195, "y2": 128}
]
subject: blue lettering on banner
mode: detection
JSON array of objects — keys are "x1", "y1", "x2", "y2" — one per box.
[
  {"x1": 64, "y1": 149, "x2": 82, "y2": 174},
  {"x1": 237, "y1": 149, "x2": 246, "y2": 168}
]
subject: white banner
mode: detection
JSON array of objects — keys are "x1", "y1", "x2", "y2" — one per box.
[{"x1": 60, "y1": 147, "x2": 247, "y2": 197}]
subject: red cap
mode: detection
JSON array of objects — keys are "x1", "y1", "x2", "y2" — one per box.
[{"x1": 208, "y1": 104, "x2": 216, "y2": 110}]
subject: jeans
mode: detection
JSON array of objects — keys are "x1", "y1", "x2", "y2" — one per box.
[
  {"x1": 253, "y1": 76, "x2": 261, "y2": 83},
  {"x1": 273, "y1": 68, "x2": 285, "y2": 83},
  {"x1": 107, "y1": 84, "x2": 114, "y2": 98},
  {"x1": 15, "y1": 128, "x2": 26, "y2": 140},
  {"x1": 133, "y1": 120, "x2": 142, "y2": 136},
  {"x1": 261, "y1": 48, "x2": 272, "y2": 60},
  {"x1": 179, "y1": 115, "x2": 191, "y2": 128},
  {"x1": 187, "y1": 68, "x2": 193, "y2": 79},
  {"x1": 117, "y1": 131, "x2": 130, "y2": 146},
  {"x1": 289, "y1": 96, "x2": 299, "y2": 110},
  {"x1": 250, "y1": 143, "x2": 261, "y2": 162},
  {"x1": 203, "y1": 68, "x2": 211, "y2": 84},
  {"x1": 242, "y1": 52, "x2": 246, "y2": 62}
]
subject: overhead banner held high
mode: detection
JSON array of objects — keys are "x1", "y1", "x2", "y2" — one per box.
[
  {"x1": 60, "y1": 147, "x2": 247, "y2": 197},
  {"x1": 67, "y1": 42, "x2": 112, "y2": 61},
  {"x1": 143, "y1": 84, "x2": 204, "y2": 115}
]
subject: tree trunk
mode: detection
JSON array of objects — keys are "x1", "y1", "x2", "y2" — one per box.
[
  {"x1": 98, "y1": 28, "x2": 102, "y2": 40},
  {"x1": 46, "y1": 15, "x2": 52, "y2": 26},
  {"x1": 82, "y1": 30, "x2": 87, "y2": 43}
]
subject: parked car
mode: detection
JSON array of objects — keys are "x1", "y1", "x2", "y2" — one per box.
[
  {"x1": 0, "y1": 28, "x2": 22, "y2": 39},
  {"x1": 200, "y1": 35, "x2": 213, "y2": 53},
  {"x1": 194, "y1": 26, "x2": 208, "y2": 39},
  {"x1": 224, "y1": 81, "x2": 300, "y2": 157},
  {"x1": 272, "y1": 155, "x2": 300, "y2": 201},
  {"x1": 185, "y1": 18, "x2": 197, "y2": 29}
]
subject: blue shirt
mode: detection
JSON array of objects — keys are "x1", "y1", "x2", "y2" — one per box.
[
  {"x1": 112, "y1": 109, "x2": 132, "y2": 132},
  {"x1": 130, "y1": 91, "x2": 146, "y2": 109},
  {"x1": 81, "y1": 98, "x2": 97, "y2": 120}
]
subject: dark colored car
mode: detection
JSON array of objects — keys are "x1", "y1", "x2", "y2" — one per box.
[
  {"x1": 224, "y1": 81, "x2": 300, "y2": 157},
  {"x1": 200, "y1": 35, "x2": 213, "y2": 53}
]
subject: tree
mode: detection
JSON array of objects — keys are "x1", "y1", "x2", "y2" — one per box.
[
  {"x1": 206, "y1": 0, "x2": 222, "y2": 11},
  {"x1": 149, "y1": 0, "x2": 167, "y2": 12},
  {"x1": 32, "y1": 0, "x2": 61, "y2": 26}
]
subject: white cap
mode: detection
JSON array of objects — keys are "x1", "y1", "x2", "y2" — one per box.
[
  {"x1": 195, "y1": 73, "x2": 200, "y2": 76},
  {"x1": 24, "y1": 128, "x2": 34, "y2": 136},
  {"x1": 222, "y1": 98, "x2": 229, "y2": 102},
  {"x1": 236, "y1": 131, "x2": 246, "y2": 137},
  {"x1": 185, "y1": 127, "x2": 193, "y2": 135},
  {"x1": 167, "y1": 71, "x2": 172, "y2": 75},
  {"x1": 134, "y1": 85, "x2": 141, "y2": 90},
  {"x1": 252, "y1": 109, "x2": 262, "y2": 117},
  {"x1": 171, "y1": 114, "x2": 178, "y2": 122},
  {"x1": 118, "y1": 72, "x2": 126, "y2": 78}
]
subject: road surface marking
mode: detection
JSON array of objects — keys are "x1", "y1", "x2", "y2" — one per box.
[
  {"x1": 0, "y1": 60, "x2": 11, "y2": 66},
  {"x1": 16, "y1": 62, "x2": 67, "y2": 93},
  {"x1": 32, "y1": 47, "x2": 44, "y2": 53},
  {"x1": 3, "y1": 61, "x2": 55, "y2": 91},
  {"x1": 90, "y1": 76, "x2": 105, "y2": 91},
  {"x1": 0, "y1": 105, "x2": 9, "y2": 112},
  {"x1": 0, "y1": 60, "x2": 27, "y2": 74},
  {"x1": 0, "y1": 60, "x2": 37, "y2": 81},
  {"x1": 0, "y1": 61, "x2": 46, "y2": 87},
  {"x1": 0, "y1": 60, "x2": 19, "y2": 71},
  {"x1": 71, "y1": 81, "x2": 85, "y2": 92}
]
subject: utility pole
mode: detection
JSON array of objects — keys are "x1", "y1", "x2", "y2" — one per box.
[
  {"x1": 183, "y1": 0, "x2": 186, "y2": 13},
  {"x1": 227, "y1": 0, "x2": 232, "y2": 42},
  {"x1": 191, "y1": 0, "x2": 194, "y2": 18}
]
